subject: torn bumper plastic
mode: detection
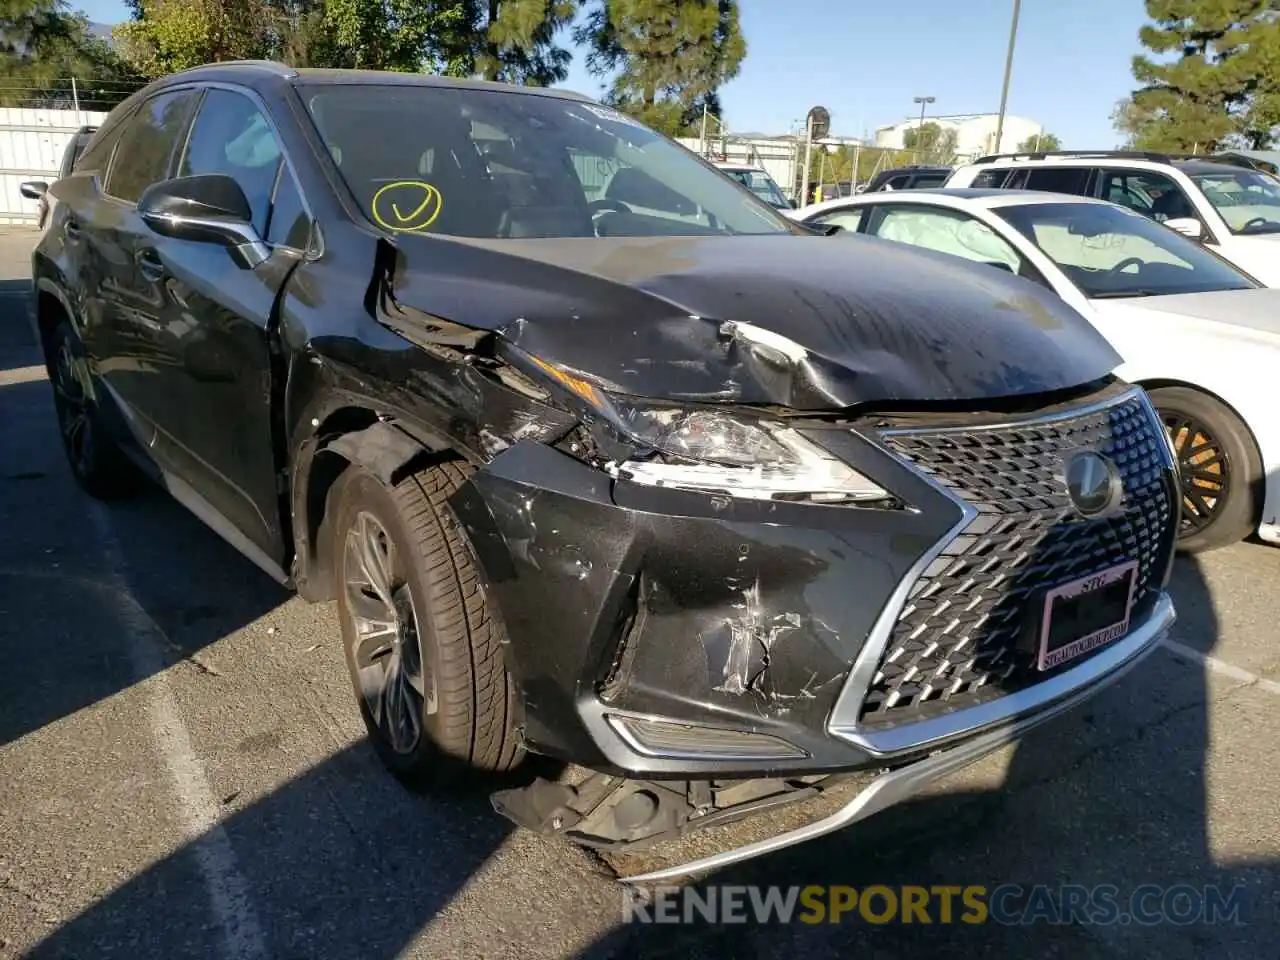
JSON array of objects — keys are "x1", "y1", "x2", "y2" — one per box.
[{"x1": 621, "y1": 591, "x2": 1174, "y2": 883}]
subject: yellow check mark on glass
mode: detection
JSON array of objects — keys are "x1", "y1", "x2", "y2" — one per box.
[
  {"x1": 392, "y1": 191, "x2": 433, "y2": 222},
  {"x1": 371, "y1": 182, "x2": 443, "y2": 232}
]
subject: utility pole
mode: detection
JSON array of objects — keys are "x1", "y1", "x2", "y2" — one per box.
[
  {"x1": 700, "y1": 103, "x2": 709, "y2": 157},
  {"x1": 993, "y1": 0, "x2": 1022, "y2": 155},
  {"x1": 801, "y1": 113, "x2": 815, "y2": 205},
  {"x1": 912, "y1": 95, "x2": 935, "y2": 163}
]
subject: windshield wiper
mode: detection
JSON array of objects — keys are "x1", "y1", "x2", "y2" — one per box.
[{"x1": 1090, "y1": 289, "x2": 1162, "y2": 299}]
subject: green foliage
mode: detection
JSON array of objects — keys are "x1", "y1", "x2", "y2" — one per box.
[
  {"x1": 112, "y1": 0, "x2": 273, "y2": 74},
  {"x1": 478, "y1": 0, "x2": 579, "y2": 85},
  {"x1": 13, "y1": 0, "x2": 746, "y2": 137},
  {"x1": 1115, "y1": 0, "x2": 1280, "y2": 151},
  {"x1": 114, "y1": 0, "x2": 577, "y2": 82},
  {"x1": 575, "y1": 0, "x2": 745, "y2": 136},
  {"x1": 1016, "y1": 131, "x2": 1062, "y2": 152},
  {"x1": 901, "y1": 121, "x2": 959, "y2": 163},
  {"x1": 1, "y1": 0, "x2": 140, "y2": 106}
]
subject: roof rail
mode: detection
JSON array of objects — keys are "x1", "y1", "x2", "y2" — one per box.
[
  {"x1": 972, "y1": 150, "x2": 1172, "y2": 165},
  {"x1": 174, "y1": 59, "x2": 299, "y2": 79},
  {"x1": 1167, "y1": 152, "x2": 1273, "y2": 172}
]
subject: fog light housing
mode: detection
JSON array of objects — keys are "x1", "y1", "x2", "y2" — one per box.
[{"x1": 607, "y1": 714, "x2": 808, "y2": 761}]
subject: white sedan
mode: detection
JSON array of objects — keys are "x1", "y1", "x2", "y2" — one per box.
[{"x1": 792, "y1": 188, "x2": 1280, "y2": 553}]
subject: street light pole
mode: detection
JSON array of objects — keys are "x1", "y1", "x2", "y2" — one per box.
[
  {"x1": 993, "y1": 0, "x2": 1022, "y2": 155},
  {"x1": 912, "y1": 95, "x2": 935, "y2": 162}
]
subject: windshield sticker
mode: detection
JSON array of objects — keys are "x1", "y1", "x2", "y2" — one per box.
[
  {"x1": 371, "y1": 181, "x2": 443, "y2": 233},
  {"x1": 581, "y1": 103, "x2": 645, "y2": 129}
]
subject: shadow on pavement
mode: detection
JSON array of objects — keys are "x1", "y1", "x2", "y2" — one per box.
[
  {"x1": 24, "y1": 743, "x2": 519, "y2": 959},
  {"x1": 0, "y1": 372, "x2": 288, "y2": 748}
]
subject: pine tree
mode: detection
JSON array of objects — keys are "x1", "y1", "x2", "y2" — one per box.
[
  {"x1": 1114, "y1": 0, "x2": 1280, "y2": 151},
  {"x1": 575, "y1": 0, "x2": 745, "y2": 136}
]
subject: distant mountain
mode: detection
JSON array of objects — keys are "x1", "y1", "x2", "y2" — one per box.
[{"x1": 86, "y1": 21, "x2": 114, "y2": 44}]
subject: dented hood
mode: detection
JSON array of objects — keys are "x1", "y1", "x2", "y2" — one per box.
[{"x1": 386, "y1": 232, "x2": 1121, "y2": 409}]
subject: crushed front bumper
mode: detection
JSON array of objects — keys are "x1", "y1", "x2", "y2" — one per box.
[{"x1": 450, "y1": 384, "x2": 1181, "y2": 874}]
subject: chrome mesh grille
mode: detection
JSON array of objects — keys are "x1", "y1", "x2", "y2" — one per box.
[{"x1": 858, "y1": 393, "x2": 1177, "y2": 726}]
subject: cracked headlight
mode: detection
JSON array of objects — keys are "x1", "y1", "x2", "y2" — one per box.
[
  {"x1": 525, "y1": 354, "x2": 892, "y2": 505},
  {"x1": 611, "y1": 407, "x2": 891, "y2": 505}
]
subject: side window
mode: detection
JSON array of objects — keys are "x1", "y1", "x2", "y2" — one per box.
[
  {"x1": 179, "y1": 89, "x2": 283, "y2": 235},
  {"x1": 884, "y1": 174, "x2": 911, "y2": 190},
  {"x1": 74, "y1": 115, "x2": 133, "y2": 177},
  {"x1": 266, "y1": 167, "x2": 311, "y2": 250},
  {"x1": 1022, "y1": 167, "x2": 1092, "y2": 196},
  {"x1": 1101, "y1": 170, "x2": 1194, "y2": 223},
  {"x1": 104, "y1": 90, "x2": 199, "y2": 204},
  {"x1": 866, "y1": 204, "x2": 1024, "y2": 274},
  {"x1": 970, "y1": 168, "x2": 1010, "y2": 188},
  {"x1": 59, "y1": 133, "x2": 91, "y2": 178},
  {"x1": 809, "y1": 207, "x2": 865, "y2": 232}
]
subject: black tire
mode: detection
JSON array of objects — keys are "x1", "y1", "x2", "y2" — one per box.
[
  {"x1": 1148, "y1": 386, "x2": 1261, "y2": 554},
  {"x1": 46, "y1": 320, "x2": 143, "y2": 500},
  {"x1": 330, "y1": 460, "x2": 523, "y2": 787}
]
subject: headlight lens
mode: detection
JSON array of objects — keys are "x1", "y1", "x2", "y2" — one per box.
[
  {"x1": 610, "y1": 407, "x2": 891, "y2": 505},
  {"x1": 523, "y1": 353, "x2": 893, "y2": 505}
]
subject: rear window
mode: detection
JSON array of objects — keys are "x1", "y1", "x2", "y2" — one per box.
[{"x1": 911, "y1": 174, "x2": 948, "y2": 188}]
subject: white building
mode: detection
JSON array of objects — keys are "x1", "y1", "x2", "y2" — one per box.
[{"x1": 874, "y1": 113, "x2": 1045, "y2": 160}]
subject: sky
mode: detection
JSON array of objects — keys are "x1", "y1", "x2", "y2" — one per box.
[{"x1": 72, "y1": 0, "x2": 1151, "y2": 147}]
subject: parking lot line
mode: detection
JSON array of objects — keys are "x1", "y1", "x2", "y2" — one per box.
[
  {"x1": 0, "y1": 364, "x2": 44, "y2": 386},
  {"x1": 84, "y1": 499, "x2": 269, "y2": 960},
  {"x1": 1161, "y1": 637, "x2": 1280, "y2": 695}
]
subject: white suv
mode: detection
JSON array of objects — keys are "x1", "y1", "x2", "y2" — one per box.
[{"x1": 946, "y1": 151, "x2": 1280, "y2": 285}]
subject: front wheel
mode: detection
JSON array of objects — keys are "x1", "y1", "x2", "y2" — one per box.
[
  {"x1": 330, "y1": 460, "x2": 523, "y2": 787},
  {"x1": 1148, "y1": 386, "x2": 1261, "y2": 553}
]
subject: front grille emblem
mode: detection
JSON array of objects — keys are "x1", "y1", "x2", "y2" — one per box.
[{"x1": 1065, "y1": 451, "x2": 1121, "y2": 516}]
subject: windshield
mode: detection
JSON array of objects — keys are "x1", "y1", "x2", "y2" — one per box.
[
  {"x1": 1192, "y1": 170, "x2": 1280, "y2": 234},
  {"x1": 298, "y1": 84, "x2": 794, "y2": 239},
  {"x1": 722, "y1": 168, "x2": 788, "y2": 207},
  {"x1": 994, "y1": 201, "x2": 1256, "y2": 298}
]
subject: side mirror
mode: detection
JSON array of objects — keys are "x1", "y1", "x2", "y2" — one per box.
[
  {"x1": 1164, "y1": 217, "x2": 1205, "y2": 241},
  {"x1": 137, "y1": 174, "x2": 267, "y2": 268},
  {"x1": 20, "y1": 181, "x2": 48, "y2": 201}
]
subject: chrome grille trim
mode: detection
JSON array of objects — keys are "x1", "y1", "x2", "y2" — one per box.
[{"x1": 827, "y1": 386, "x2": 1178, "y2": 757}]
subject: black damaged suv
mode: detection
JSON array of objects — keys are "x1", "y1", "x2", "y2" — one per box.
[{"x1": 31, "y1": 62, "x2": 1179, "y2": 881}]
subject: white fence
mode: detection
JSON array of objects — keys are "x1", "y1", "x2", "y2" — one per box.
[{"x1": 0, "y1": 107, "x2": 110, "y2": 225}]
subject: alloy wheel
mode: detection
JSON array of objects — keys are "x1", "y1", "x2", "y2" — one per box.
[
  {"x1": 343, "y1": 511, "x2": 436, "y2": 755},
  {"x1": 1162, "y1": 411, "x2": 1229, "y2": 536},
  {"x1": 51, "y1": 335, "x2": 94, "y2": 477}
]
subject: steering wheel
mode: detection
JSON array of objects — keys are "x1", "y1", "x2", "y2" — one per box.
[
  {"x1": 587, "y1": 198, "x2": 632, "y2": 217},
  {"x1": 1106, "y1": 257, "x2": 1144, "y2": 275}
]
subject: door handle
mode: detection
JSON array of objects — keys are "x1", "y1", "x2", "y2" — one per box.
[{"x1": 137, "y1": 248, "x2": 166, "y2": 282}]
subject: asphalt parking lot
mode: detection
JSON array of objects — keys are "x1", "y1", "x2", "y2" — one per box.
[{"x1": 1, "y1": 227, "x2": 1277, "y2": 959}]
